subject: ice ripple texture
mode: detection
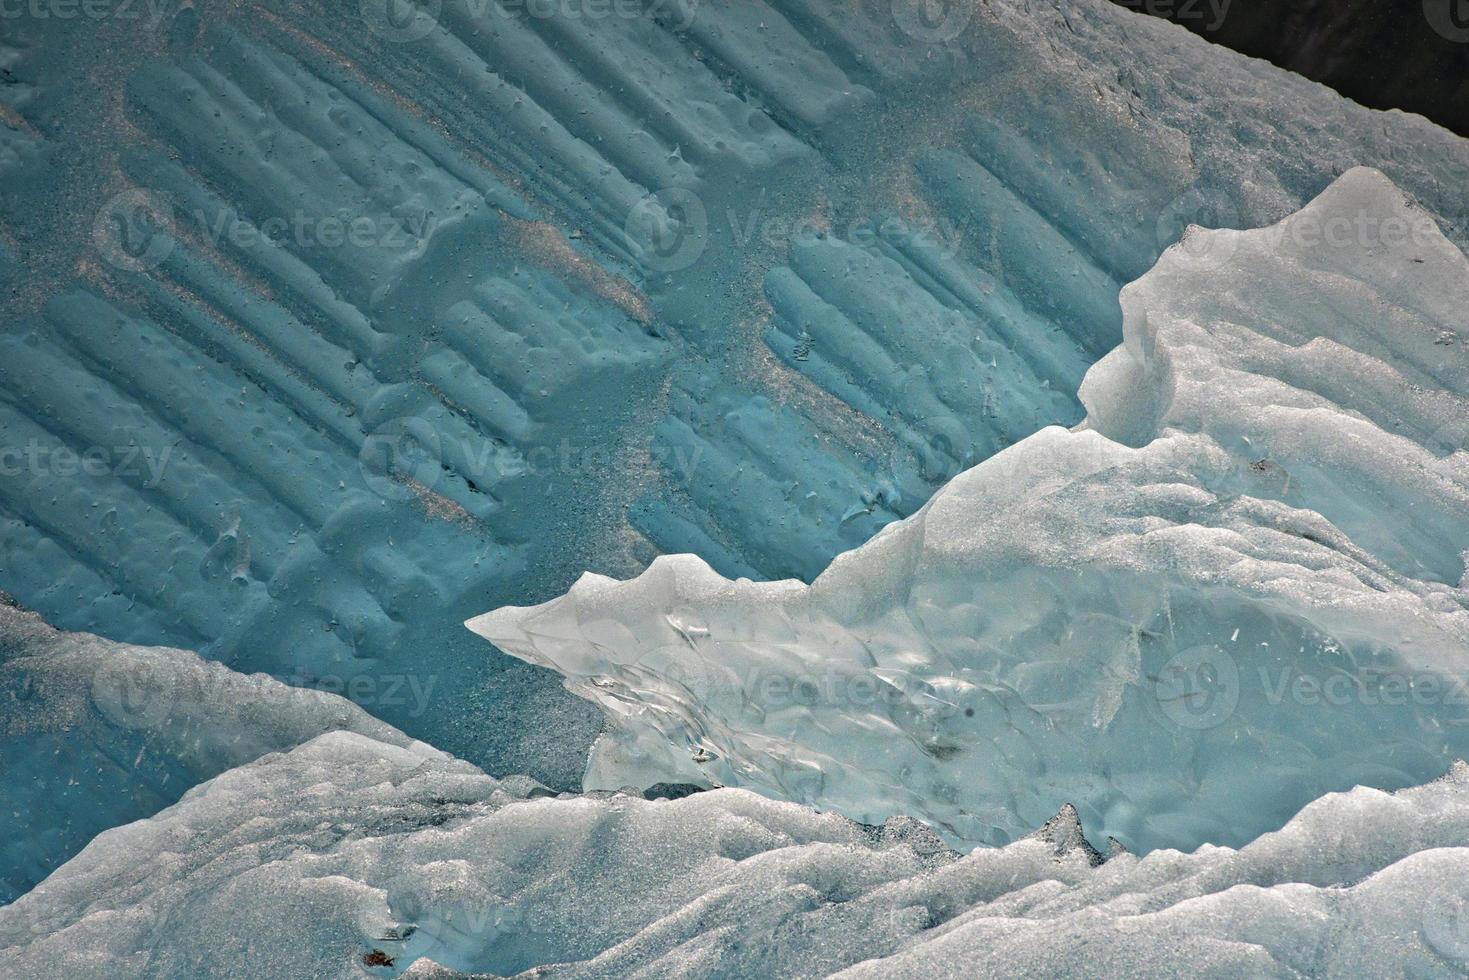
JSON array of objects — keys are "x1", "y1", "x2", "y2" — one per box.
[
  {"x1": 471, "y1": 168, "x2": 1469, "y2": 856},
  {"x1": 5, "y1": 0, "x2": 1469, "y2": 785}
]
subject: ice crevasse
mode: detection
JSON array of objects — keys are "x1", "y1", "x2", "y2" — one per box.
[{"x1": 471, "y1": 167, "x2": 1469, "y2": 855}]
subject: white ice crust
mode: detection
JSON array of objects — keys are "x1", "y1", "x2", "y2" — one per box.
[
  {"x1": 7, "y1": 727, "x2": 1469, "y2": 978},
  {"x1": 470, "y1": 169, "x2": 1469, "y2": 854},
  {"x1": 0, "y1": 599, "x2": 443, "y2": 900}
]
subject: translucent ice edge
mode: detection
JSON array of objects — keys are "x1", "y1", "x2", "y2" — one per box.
[{"x1": 470, "y1": 167, "x2": 1469, "y2": 855}]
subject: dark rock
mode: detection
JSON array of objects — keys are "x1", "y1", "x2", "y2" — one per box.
[
  {"x1": 1109, "y1": 0, "x2": 1469, "y2": 137},
  {"x1": 1025, "y1": 803, "x2": 1106, "y2": 867},
  {"x1": 643, "y1": 783, "x2": 708, "y2": 801}
]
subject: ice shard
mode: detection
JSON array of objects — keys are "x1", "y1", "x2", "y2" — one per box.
[{"x1": 472, "y1": 168, "x2": 1469, "y2": 854}]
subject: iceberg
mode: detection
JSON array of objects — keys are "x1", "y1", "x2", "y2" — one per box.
[
  {"x1": 471, "y1": 168, "x2": 1469, "y2": 854},
  {"x1": 4, "y1": 0, "x2": 1469, "y2": 793}
]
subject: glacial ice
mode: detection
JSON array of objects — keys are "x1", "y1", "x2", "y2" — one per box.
[
  {"x1": 471, "y1": 168, "x2": 1469, "y2": 855},
  {"x1": 5, "y1": 0, "x2": 1469, "y2": 794},
  {"x1": 0, "y1": 600, "x2": 432, "y2": 901},
  {"x1": 5, "y1": 0, "x2": 1469, "y2": 921},
  {"x1": 7, "y1": 722, "x2": 1469, "y2": 978}
]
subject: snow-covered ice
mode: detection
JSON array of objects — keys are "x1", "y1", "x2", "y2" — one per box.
[{"x1": 7, "y1": 723, "x2": 1469, "y2": 978}]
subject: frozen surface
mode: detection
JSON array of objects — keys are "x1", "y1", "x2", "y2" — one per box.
[
  {"x1": 4, "y1": 0, "x2": 1469, "y2": 752},
  {"x1": 6, "y1": 725, "x2": 1469, "y2": 978},
  {"x1": 0, "y1": 599, "x2": 434, "y2": 901},
  {"x1": 5, "y1": 0, "x2": 1469, "y2": 893},
  {"x1": 472, "y1": 169, "x2": 1469, "y2": 855}
]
